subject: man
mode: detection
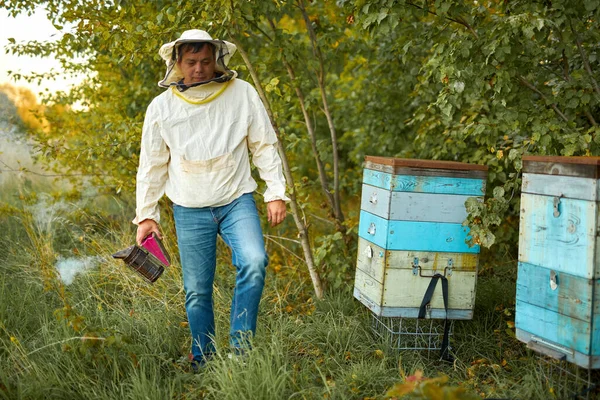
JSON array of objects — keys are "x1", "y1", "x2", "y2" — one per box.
[{"x1": 133, "y1": 29, "x2": 289, "y2": 369}]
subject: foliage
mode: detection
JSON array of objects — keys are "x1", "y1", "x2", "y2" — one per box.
[
  {"x1": 386, "y1": 370, "x2": 480, "y2": 399},
  {"x1": 348, "y1": 0, "x2": 600, "y2": 249},
  {"x1": 0, "y1": 84, "x2": 47, "y2": 131}
]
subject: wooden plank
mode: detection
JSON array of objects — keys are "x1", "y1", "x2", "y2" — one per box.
[
  {"x1": 365, "y1": 156, "x2": 489, "y2": 171},
  {"x1": 353, "y1": 280, "x2": 474, "y2": 319},
  {"x1": 515, "y1": 300, "x2": 594, "y2": 356},
  {"x1": 516, "y1": 329, "x2": 600, "y2": 369},
  {"x1": 359, "y1": 211, "x2": 480, "y2": 253},
  {"x1": 382, "y1": 268, "x2": 477, "y2": 311},
  {"x1": 363, "y1": 169, "x2": 486, "y2": 195},
  {"x1": 518, "y1": 194, "x2": 598, "y2": 279},
  {"x1": 364, "y1": 161, "x2": 488, "y2": 179},
  {"x1": 360, "y1": 184, "x2": 476, "y2": 222},
  {"x1": 594, "y1": 310, "x2": 600, "y2": 363},
  {"x1": 377, "y1": 306, "x2": 473, "y2": 319},
  {"x1": 354, "y1": 268, "x2": 384, "y2": 307},
  {"x1": 353, "y1": 273, "x2": 384, "y2": 314},
  {"x1": 356, "y1": 238, "x2": 386, "y2": 284},
  {"x1": 523, "y1": 156, "x2": 600, "y2": 179},
  {"x1": 360, "y1": 185, "x2": 392, "y2": 220},
  {"x1": 387, "y1": 250, "x2": 478, "y2": 272},
  {"x1": 363, "y1": 169, "x2": 395, "y2": 192},
  {"x1": 523, "y1": 155, "x2": 600, "y2": 165},
  {"x1": 353, "y1": 287, "x2": 382, "y2": 315},
  {"x1": 358, "y1": 211, "x2": 390, "y2": 249},
  {"x1": 387, "y1": 220, "x2": 479, "y2": 253},
  {"x1": 521, "y1": 173, "x2": 598, "y2": 201},
  {"x1": 516, "y1": 262, "x2": 593, "y2": 322},
  {"x1": 594, "y1": 280, "x2": 600, "y2": 360},
  {"x1": 596, "y1": 276, "x2": 600, "y2": 317},
  {"x1": 389, "y1": 192, "x2": 472, "y2": 223}
]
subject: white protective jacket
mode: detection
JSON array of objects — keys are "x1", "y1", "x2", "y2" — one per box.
[{"x1": 133, "y1": 79, "x2": 289, "y2": 224}]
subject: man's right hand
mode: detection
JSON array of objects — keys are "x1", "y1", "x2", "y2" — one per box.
[{"x1": 136, "y1": 219, "x2": 162, "y2": 245}]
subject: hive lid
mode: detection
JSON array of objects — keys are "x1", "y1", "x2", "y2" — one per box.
[
  {"x1": 365, "y1": 156, "x2": 488, "y2": 171},
  {"x1": 522, "y1": 156, "x2": 600, "y2": 178},
  {"x1": 364, "y1": 156, "x2": 488, "y2": 178}
]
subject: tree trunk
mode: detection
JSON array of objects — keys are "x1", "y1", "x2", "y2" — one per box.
[
  {"x1": 298, "y1": 0, "x2": 347, "y2": 238},
  {"x1": 230, "y1": 37, "x2": 324, "y2": 300}
]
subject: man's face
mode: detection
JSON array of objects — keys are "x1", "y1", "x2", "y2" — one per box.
[{"x1": 177, "y1": 44, "x2": 216, "y2": 85}]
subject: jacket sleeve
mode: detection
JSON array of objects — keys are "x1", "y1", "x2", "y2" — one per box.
[
  {"x1": 133, "y1": 101, "x2": 170, "y2": 224},
  {"x1": 246, "y1": 87, "x2": 290, "y2": 203}
]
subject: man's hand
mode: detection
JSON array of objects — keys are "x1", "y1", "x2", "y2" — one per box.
[
  {"x1": 136, "y1": 219, "x2": 162, "y2": 245},
  {"x1": 267, "y1": 200, "x2": 287, "y2": 227}
]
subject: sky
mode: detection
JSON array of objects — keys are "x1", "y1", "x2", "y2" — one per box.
[{"x1": 0, "y1": 7, "x2": 73, "y2": 96}]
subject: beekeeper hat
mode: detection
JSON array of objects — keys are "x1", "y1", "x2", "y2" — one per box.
[{"x1": 157, "y1": 29, "x2": 237, "y2": 88}]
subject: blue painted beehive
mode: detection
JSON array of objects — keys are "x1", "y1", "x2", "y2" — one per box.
[
  {"x1": 516, "y1": 156, "x2": 600, "y2": 369},
  {"x1": 354, "y1": 156, "x2": 487, "y2": 319}
]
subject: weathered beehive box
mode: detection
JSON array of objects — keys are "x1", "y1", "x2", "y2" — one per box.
[
  {"x1": 353, "y1": 156, "x2": 488, "y2": 319},
  {"x1": 516, "y1": 156, "x2": 600, "y2": 369}
]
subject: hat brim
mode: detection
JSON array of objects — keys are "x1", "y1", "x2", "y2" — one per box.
[
  {"x1": 159, "y1": 38, "x2": 237, "y2": 65},
  {"x1": 157, "y1": 39, "x2": 237, "y2": 88}
]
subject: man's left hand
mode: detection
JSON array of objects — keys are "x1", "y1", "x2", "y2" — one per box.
[{"x1": 267, "y1": 200, "x2": 287, "y2": 227}]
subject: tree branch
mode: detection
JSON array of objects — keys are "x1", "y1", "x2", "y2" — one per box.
[
  {"x1": 269, "y1": 19, "x2": 336, "y2": 216},
  {"x1": 405, "y1": 1, "x2": 479, "y2": 38},
  {"x1": 518, "y1": 75, "x2": 569, "y2": 123},
  {"x1": 569, "y1": 18, "x2": 600, "y2": 98},
  {"x1": 228, "y1": 35, "x2": 324, "y2": 299},
  {"x1": 557, "y1": 49, "x2": 596, "y2": 127},
  {"x1": 298, "y1": 0, "x2": 345, "y2": 233},
  {"x1": 584, "y1": 109, "x2": 597, "y2": 127},
  {"x1": 0, "y1": 159, "x2": 109, "y2": 177}
]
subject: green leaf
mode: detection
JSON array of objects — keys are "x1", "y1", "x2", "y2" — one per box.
[
  {"x1": 493, "y1": 186, "x2": 505, "y2": 198},
  {"x1": 584, "y1": 0, "x2": 599, "y2": 11}
]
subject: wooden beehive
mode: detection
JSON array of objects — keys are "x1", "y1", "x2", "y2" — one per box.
[
  {"x1": 516, "y1": 156, "x2": 600, "y2": 369},
  {"x1": 353, "y1": 156, "x2": 488, "y2": 319}
]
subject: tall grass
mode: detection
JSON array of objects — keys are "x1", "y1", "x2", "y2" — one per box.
[{"x1": 1, "y1": 180, "x2": 599, "y2": 399}]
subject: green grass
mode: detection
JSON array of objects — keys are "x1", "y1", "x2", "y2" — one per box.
[{"x1": 1, "y1": 191, "x2": 599, "y2": 400}]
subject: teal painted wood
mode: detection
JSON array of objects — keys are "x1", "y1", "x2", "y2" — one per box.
[
  {"x1": 594, "y1": 312, "x2": 600, "y2": 366},
  {"x1": 358, "y1": 210, "x2": 480, "y2": 253},
  {"x1": 594, "y1": 275, "x2": 600, "y2": 362},
  {"x1": 360, "y1": 184, "x2": 474, "y2": 223},
  {"x1": 358, "y1": 211, "x2": 390, "y2": 249},
  {"x1": 518, "y1": 194, "x2": 598, "y2": 279},
  {"x1": 353, "y1": 287, "x2": 473, "y2": 319},
  {"x1": 516, "y1": 329, "x2": 600, "y2": 369},
  {"x1": 516, "y1": 262, "x2": 594, "y2": 322},
  {"x1": 515, "y1": 299, "x2": 596, "y2": 356},
  {"x1": 363, "y1": 169, "x2": 486, "y2": 195}
]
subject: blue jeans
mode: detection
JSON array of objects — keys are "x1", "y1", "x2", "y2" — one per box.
[{"x1": 173, "y1": 193, "x2": 268, "y2": 363}]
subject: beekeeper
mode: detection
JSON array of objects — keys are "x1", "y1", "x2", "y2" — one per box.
[{"x1": 133, "y1": 29, "x2": 289, "y2": 370}]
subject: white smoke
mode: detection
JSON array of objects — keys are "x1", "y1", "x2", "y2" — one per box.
[
  {"x1": 55, "y1": 256, "x2": 99, "y2": 285},
  {"x1": 28, "y1": 195, "x2": 72, "y2": 233}
]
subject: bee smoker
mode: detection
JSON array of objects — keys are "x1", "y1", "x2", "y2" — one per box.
[{"x1": 112, "y1": 234, "x2": 170, "y2": 283}]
